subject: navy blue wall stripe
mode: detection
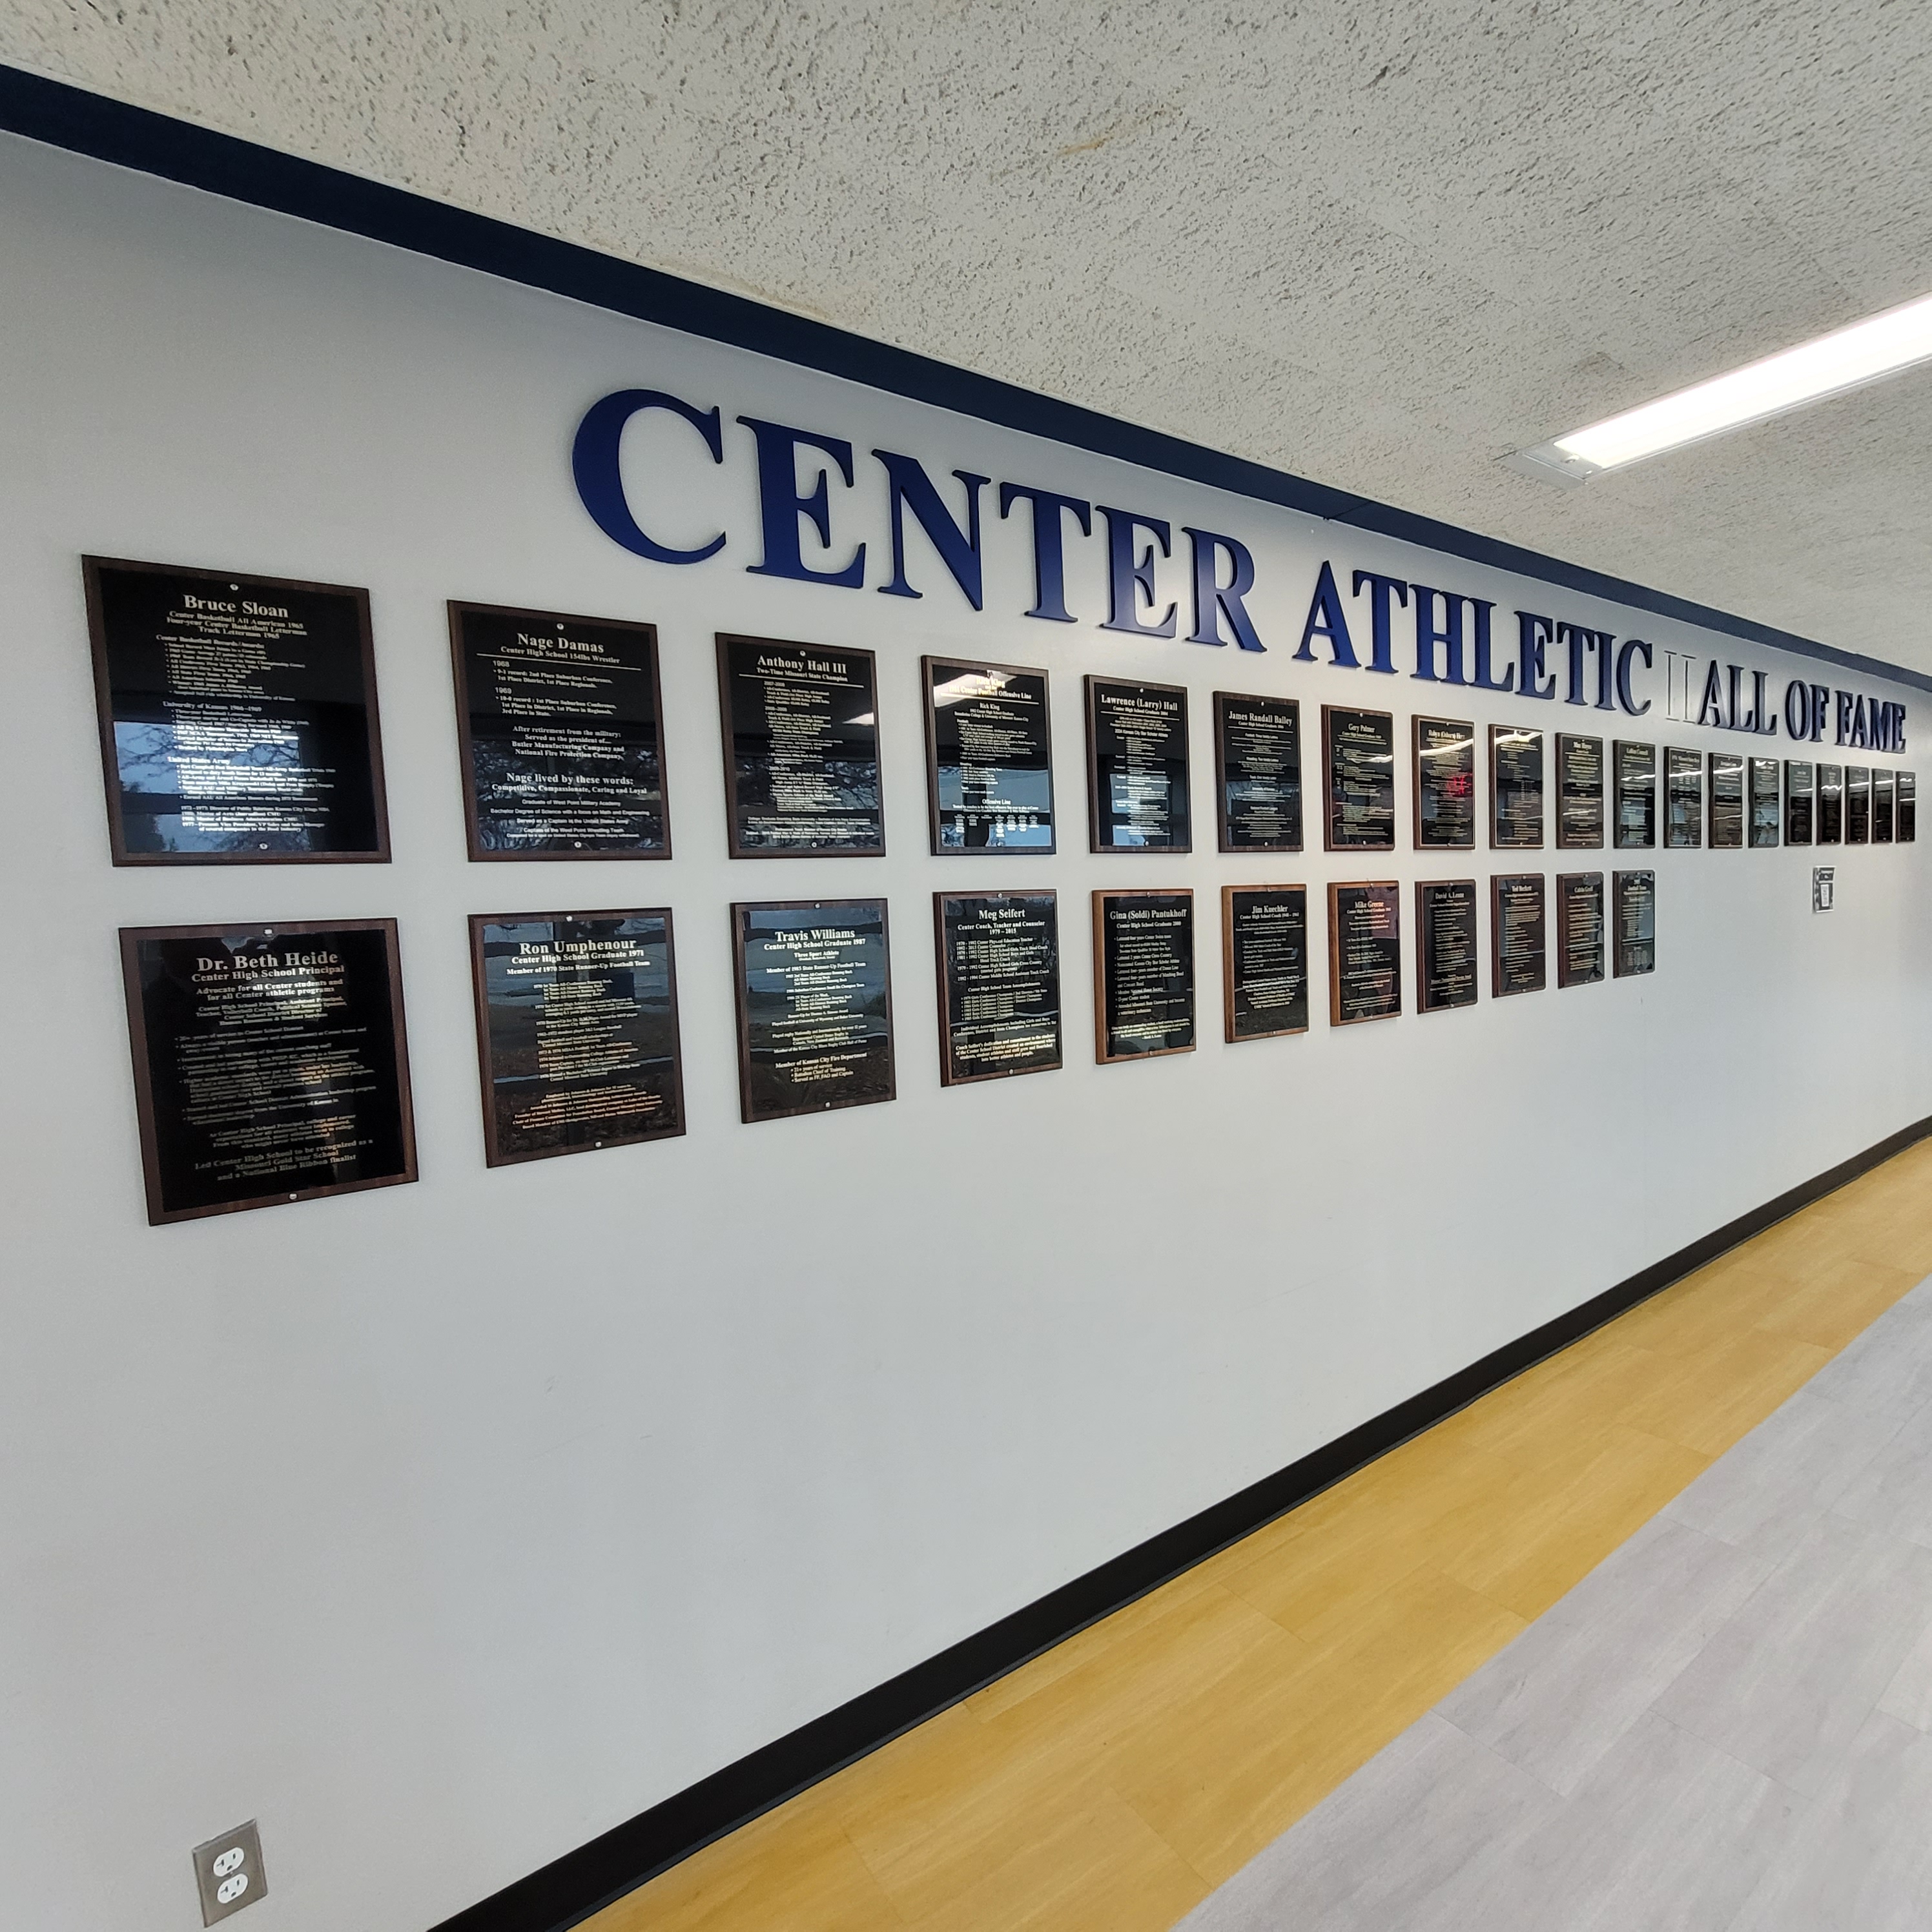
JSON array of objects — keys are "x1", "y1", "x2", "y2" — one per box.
[{"x1": 1, "y1": 61, "x2": 1925, "y2": 696}]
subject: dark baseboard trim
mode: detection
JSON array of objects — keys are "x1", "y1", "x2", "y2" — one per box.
[
  {"x1": 429, "y1": 1113, "x2": 1932, "y2": 1932},
  {"x1": 0, "y1": 61, "x2": 1926, "y2": 698}
]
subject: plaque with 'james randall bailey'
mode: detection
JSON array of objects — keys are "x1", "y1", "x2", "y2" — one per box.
[{"x1": 1214, "y1": 692, "x2": 1303, "y2": 853}]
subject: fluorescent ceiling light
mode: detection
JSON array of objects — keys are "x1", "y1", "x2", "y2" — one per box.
[{"x1": 1505, "y1": 289, "x2": 1932, "y2": 486}]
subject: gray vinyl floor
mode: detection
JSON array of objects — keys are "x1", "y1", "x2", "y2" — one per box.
[{"x1": 1180, "y1": 1274, "x2": 1932, "y2": 1932}]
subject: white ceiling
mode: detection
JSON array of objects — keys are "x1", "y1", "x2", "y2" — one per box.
[{"x1": 10, "y1": 1, "x2": 1932, "y2": 669}]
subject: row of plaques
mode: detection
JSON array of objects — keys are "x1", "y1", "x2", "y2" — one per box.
[
  {"x1": 84, "y1": 559, "x2": 1918, "y2": 865},
  {"x1": 119, "y1": 877, "x2": 1655, "y2": 1223}
]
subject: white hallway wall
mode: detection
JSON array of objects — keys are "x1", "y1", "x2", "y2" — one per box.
[{"x1": 0, "y1": 134, "x2": 1927, "y2": 1932}]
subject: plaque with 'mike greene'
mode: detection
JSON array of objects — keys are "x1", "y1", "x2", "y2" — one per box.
[
  {"x1": 1847, "y1": 766, "x2": 1872, "y2": 844},
  {"x1": 450, "y1": 602, "x2": 668, "y2": 859},
  {"x1": 1708, "y1": 753, "x2": 1746, "y2": 848},
  {"x1": 1490, "y1": 726, "x2": 1545, "y2": 849},
  {"x1": 1416, "y1": 879, "x2": 1479, "y2": 1014},
  {"x1": 1817, "y1": 763, "x2": 1844, "y2": 843},
  {"x1": 1086, "y1": 677, "x2": 1191, "y2": 851},
  {"x1": 717, "y1": 635, "x2": 885, "y2": 856},
  {"x1": 1665, "y1": 746, "x2": 1704, "y2": 848},
  {"x1": 85, "y1": 557, "x2": 389, "y2": 865},
  {"x1": 1613, "y1": 870, "x2": 1656, "y2": 976},
  {"x1": 1874, "y1": 769, "x2": 1896, "y2": 843},
  {"x1": 1556, "y1": 872, "x2": 1606, "y2": 987},
  {"x1": 1093, "y1": 890, "x2": 1195, "y2": 1062},
  {"x1": 1328, "y1": 881, "x2": 1401, "y2": 1025},
  {"x1": 1491, "y1": 874, "x2": 1547, "y2": 996},
  {"x1": 1556, "y1": 734, "x2": 1606, "y2": 849},
  {"x1": 119, "y1": 918, "x2": 415, "y2": 1224},
  {"x1": 1214, "y1": 692, "x2": 1302, "y2": 852},
  {"x1": 933, "y1": 891, "x2": 1061, "y2": 1085},
  {"x1": 1413, "y1": 717, "x2": 1476, "y2": 850},
  {"x1": 732, "y1": 899, "x2": 894, "y2": 1122},
  {"x1": 921, "y1": 657, "x2": 1054, "y2": 854},
  {"x1": 1784, "y1": 761, "x2": 1815, "y2": 844},
  {"x1": 1900, "y1": 770, "x2": 1918, "y2": 841},
  {"x1": 1322, "y1": 705, "x2": 1397, "y2": 850},
  {"x1": 469, "y1": 910, "x2": 684, "y2": 1166},
  {"x1": 1221, "y1": 885, "x2": 1310, "y2": 1042},
  {"x1": 1749, "y1": 757, "x2": 1781, "y2": 848},
  {"x1": 1614, "y1": 741, "x2": 1658, "y2": 849}
]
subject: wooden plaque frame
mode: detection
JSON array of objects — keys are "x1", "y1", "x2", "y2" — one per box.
[
  {"x1": 1220, "y1": 883, "x2": 1310, "y2": 1043},
  {"x1": 1555, "y1": 872, "x2": 1607, "y2": 988},
  {"x1": 1415, "y1": 878, "x2": 1480, "y2": 1014},
  {"x1": 919, "y1": 655, "x2": 1056, "y2": 858},
  {"x1": 1092, "y1": 888, "x2": 1197, "y2": 1064},
  {"x1": 1084, "y1": 675, "x2": 1192, "y2": 854},
  {"x1": 1555, "y1": 733, "x2": 1607, "y2": 850},
  {"x1": 1213, "y1": 692, "x2": 1303, "y2": 854},
  {"x1": 1488, "y1": 724, "x2": 1545, "y2": 850},
  {"x1": 1326, "y1": 879, "x2": 1403, "y2": 1026},
  {"x1": 1412, "y1": 716, "x2": 1477, "y2": 851},
  {"x1": 1664, "y1": 746, "x2": 1705, "y2": 848},
  {"x1": 1707, "y1": 752, "x2": 1746, "y2": 849},
  {"x1": 1612, "y1": 869, "x2": 1657, "y2": 977},
  {"x1": 1612, "y1": 740, "x2": 1658, "y2": 850},
  {"x1": 1321, "y1": 704, "x2": 1398, "y2": 852},
  {"x1": 1490, "y1": 873, "x2": 1547, "y2": 997},
  {"x1": 931, "y1": 889, "x2": 1062, "y2": 1086}
]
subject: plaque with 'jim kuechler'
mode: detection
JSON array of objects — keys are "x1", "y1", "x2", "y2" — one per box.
[
  {"x1": 1556, "y1": 873, "x2": 1606, "y2": 987},
  {"x1": 1614, "y1": 870, "x2": 1656, "y2": 976},
  {"x1": 85, "y1": 557, "x2": 389, "y2": 865},
  {"x1": 1093, "y1": 890, "x2": 1195, "y2": 1062},
  {"x1": 1221, "y1": 885, "x2": 1310, "y2": 1042},
  {"x1": 119, "y1": 918, "x2": 416, "y2": 1224},
  {"x1": 1214, "y1": 693, "x2": 1302, "y2": 852},
  {"x1": 450, "y1": 603, "x2": 669, "y2": 859},
  {"x1": 922, "y1": 657, "x2": 1054, "y2": 853},
  {"x1": 469, "y1": 910, "x2": 684, "y2": 1166},
  {"x1": 717, "y1": 635, "x2": 885, "y2": 856},
  {"x1": 1416, "y1": 879, "x2": 1479, "y2": 1014},
  {"x1": 1490, "y1": 727, "x2": 1545, "y2": 848},
  {"x1": 934, "y1": 892, "x2": 1062, "y2": 1085},
  {"x1": 1491, "y1": 874, "x2": 1547, "y2": 996},
  {"x1": 1322, "y1": 706, "x2": 1397, "y2": 850},
  {"x1": 1328, "y1": 881, "x2": 1401, "y2": 1025},
  {"x1": 1086, "y1": 677, "x2": 1191, "y2": 851},
  {"x1": 1413, "y1": 717, "x2": 1476, "y2": 849},
  {"x1": 732, "y1": 899, "x2": 894, "y2": 1122}
]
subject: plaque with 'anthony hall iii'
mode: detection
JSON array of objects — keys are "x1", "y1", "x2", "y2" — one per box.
[
  {"x1": 934, "y1": 891, "x2": 1062, "y2": 1084},
  {"x1": 1221, "y1": 885, "x2": 1310, "y2": 1042}
]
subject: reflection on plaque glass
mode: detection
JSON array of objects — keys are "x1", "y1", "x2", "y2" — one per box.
[
  {"x1": 1556, "y1": 873, "x2": 1606, "y2": 987},
  {"x1": 1748, "y1": 757, "x2": 1781, "y2": 847},
  {"x1": 1613, "y1": 870, "x2": 1656, "y2": 976},
  {"x1": 452, "y1": 603, "x2": 668, "y2": 859},
  {"x1": 471, "y1": 910, "x2": 683, "y2": 1164},
  {"x1": 1490, "y1": 727, "x2": 1545, "y2": 848},
  {"x1": 1222, "y1": 885, "x2": 1310, "y2": 1041},
  {"x1": 1215, "y1": 693, "x2": 1302, "y2": 852},
  {"x1": 718, "y1": 635, "x2": 885, "y2": 855},
  {"x1": 1413, "y1": 717, "x2": 1476, "y2": 849},
  {"x1": 1416, "y1": 879, "x2": 1479, "y2": 1012},
  {"x1": 1709, "y1": 753, "x2": 1745, "y2": 848},
  {"x1": 1784, "y1": 761, "x2": 1815, "y2": 845},
  {"x1": 732, "y1": 899, "x2": 894, "y2": 1121},
  {"x1": 1328, "y1": 881, "x2": 1402, "y2": 1025},
  {"x1": 1556, "y1": 735, "x2": 1605, "y2": 849},
  {"x1": 1847, "y1": 766, "x2": 1871, "y2": 843},
  {"x1": 934, "y1": 892, "x2": 1062, "y2": 1084},
  {"x1": 1086, "y1": 677, "x2": 1191, "y2": 851},
  {"x1": 1874, "y1": 770, "x2": 1896, "y2": 843},
  {"x1": 1817, "y1": 764, "x2": 1844, "y2": 843},
  {"x1": 86, "y1": 557, "x2": 387, "y2": 864},
  {"x1": 119, "y1": 918, "x2": 415, "y2": 1223},
  {"x1": 922, "y1": 657, "x2": 1054, "y2": 853},
  {"x1": 1322, "y1": 706, "x2": 1397, "y2": 849},
  {"x1": 1094, "y1": 890, "x2": 1195, "y2": 1060},
  {"x1": 1613, "y1": 741, "x2": 1658, "y2": 850},
  {"x1": 1900, "y1": 771, "x2": 1917, "y2": 842},
  {"x1": 1665, "y1": 747, "x2": 1703, "y2": 848},
  {"x1": 1491, "y1": 874, "x2": 1547, "y2": 996}
]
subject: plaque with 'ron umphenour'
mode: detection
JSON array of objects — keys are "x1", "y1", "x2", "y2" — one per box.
[
  {"x1": 1214, "y1": 692, "x2": 1302, "y2": 852},
  {"x1": 921, "y1": 656, "x2": 1055, "y2": 854},
  {"x1": 1093, "y1": 889, "x2": 1195, "y2": 1062},
  {"x1": 934, "y1": 891, "x2": 1062, "y2": 1085},
  {"x1": 1413, "y1": 717, "x2": 1476, "y2": 850},
  {"x1": 1613, "y1": 741, "x2": 1657, "y2": 850},
  {"x1": 1416, "y1": 879, "x2": 1479, "y2": 1014},
  {"x1": 1221, "y1": 885, "x2": 1310, "y2": 1042},
  {"x1": 1556, "y1": 872, "x2": 1606, "y2": 988},
  {"x1": 1491, "y1": 873, "x2": 1547, "y2": 996},
  {"x1": 1328, "y1": 880, "x2": 1401, "y2": 1025},
  {"x1": 1489, "y1": 726, "x2": 1545, "y2": 849},
  {"x1": 119, "y1": 918, "x2": 416, "y2": 1224},
  {"x1": 1613, "y1": 870, "x2": 1656, "y2": 976},
  {"x1": 1086, "y1": 677, "x2": 1191, "y2": 852},
  {"x1": 1322, "y1": 705, "x2": 1397, "y2": 850}
]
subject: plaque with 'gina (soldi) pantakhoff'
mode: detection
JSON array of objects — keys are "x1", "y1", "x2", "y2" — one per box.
[
  {"x1": 1413, "y1": 717, "x2": 1476, "y2": 850},
  {"x1": 1214, "y1": 692, "x2": 1302, "y2": 852},
  {"x1": 1556, "y1": 872, "x2": 1605, "y2": 987},
  {"x1": 1221, "y1": 885, "x2": 1309, "y2": 1042},
  {"x1": 732, "y1": 899, "x2": 895, "y2": 1122},
  {"x1": 1093, "y1": 889, "x2": 1195, "y2": 1062},
  {"x1": 119, "y1": 918, "x2": 416, "y2": 1224},
  {"x1": 469, "y1": 909, "x2": 684, "y2": 1166},
  {"x1": 1613, "y1": 741, "x2": 1657, "y2": 850},
  {"x1": 921, "y1": 657, "x2": 1055, "y2": 854},
  {"x1": 86, "y1": 557, "x2": 390, "y2": 865},
  {"x1": 1490, "y1": 726, "x2": 1545, "y2": 848},
  {"x1": 1416, "y1": 879, "x2": 1479, "y2": 1013},
  {"x1": 1491, "y1": 874, "x2": 1547, "y2": 996},
  {"x1": 1085, "y1": 677, "x2": 1191, "y2": 851},
  {"x1": 1614, "y1": 870, "x2": 1656, "y2": 976},
  {"x1": 934, "y1": 891, "x2": 1062, "y2": 1085},
  {"x1": 1322, "y1": 705, "x2": 1396, "y2": 850},
  {"x1": 1328, "y1": 881, "x2": 1401, "y2": 1025}
]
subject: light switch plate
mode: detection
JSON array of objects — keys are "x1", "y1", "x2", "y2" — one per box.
[{"x1": 192, "y1": 1820, "x2": 266, "y2": 1924}]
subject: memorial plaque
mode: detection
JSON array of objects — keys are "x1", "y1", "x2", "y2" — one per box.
[
  {"x1": 1415, "y1": 879, "x2": 1480, "y2": 1014},
  {"x1": 1874, "y1": 769, "x2": 1896, "y2": 844},
  {"x1": 921, "y1": 657, "x2": 1054, "y2": 854},
  {"x1": 1613, "y1": 741, "x2": 1658, "y2": 850},
  {"x1": 1221, "y1": 885, "x2": 1310, "y2": 1042},
  {"x1": 1748, "y1": 757, "x2": 1781, "y2": 847},
  {"x1": 1214, "y1": 693, "x2": 1303, "y2": 852},
  {"x1": 1093, "y1": 890, "x2": 1195, "y2": 1062},
  {"x1": 85, "y1": 557, "x2": 388, "y2": 865},
  {"x1": 1413, "y1": 717, "x2": 1477, "y2": 850},
  {"x1": 469, "y1": 910, "x2": 683, "y2": 1164},
  {"x1": 1665, "y1": 746, "x2": 1704, "y2": 848},
  {"x1": 933, "y1": 891, "x2": 1062, "y2": 1084},
  {"x1": 1900, "y1": 770, "x2": 1917, "y2": 841},
  {"x1": 1556, "y1": 734, "x2": 1606, "y2": 849},
  {"x1": 1322, "y1": 705, "x2": 1397, "y2": 850},
  {"x1": 1613, "y1": 870, "x2": 1656, "y2": 976},
  {"x1": 119, "y1": 918, "x2": 415, "y2": 1224},
  {"x1": 1327, "y1": 881, "x2": 1402, "y2": 1025},
  {"x1": 1817, "y1": 763, "x2": 1844, "y2": 843},
  {"x1": 732, "y1": 899, "x2": 894, "y2": 1121},
  {"x1": 1847, "y1": 766, "x2": 1871, "y2": 844},
  {"x1": 717, "y1": 635, "x2": 885, "y2": 856},
  {"x1": 451, "y1": 602, "x2": 668, "y2": 859},
  {"x1": 1085, "y1": 677, "x2": 1191, "y2": 852},
  {"x1": 1490, "y1": 874, "x2": 1547, "y2": 996},
  {"x1": 1708, "y1": 752, "x2": 1745, "y2": 848},
  {"x1": 1490, "y1": 726, "x2": 1545, "y2": 848},
  {"x1": 1784, "y1": 761, "x2": 1815, "y2": 845},
  {"x1": 1556, "y1": 872, "x2": 1606, "y2": 987}
]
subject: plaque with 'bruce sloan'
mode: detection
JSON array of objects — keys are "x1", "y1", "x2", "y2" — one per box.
[
  {"x1": 119, "y1": 918, "x2": 416, "y2": 1224},
  {"x1": 934, "y1": 891, "x2": 1062, "y2": 1085},
  {"x1": 86, "y1": 557, "x2": 389, "y2": 865}
]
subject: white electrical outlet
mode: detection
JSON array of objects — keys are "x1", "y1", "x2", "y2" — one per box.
[{"x1": 191, "y1": 1821, "x2": 266, "y2": 1924}]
